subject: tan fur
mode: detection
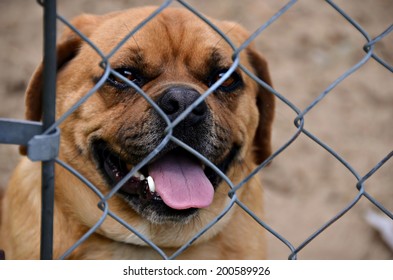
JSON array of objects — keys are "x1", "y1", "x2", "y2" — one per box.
[{"x1": 0, "y1": 7, "x2": 274, "y2": 259}]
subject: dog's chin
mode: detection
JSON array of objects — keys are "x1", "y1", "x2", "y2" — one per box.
[{"x1": 91, "y1": 140, "x2": 239, "y2": 224}]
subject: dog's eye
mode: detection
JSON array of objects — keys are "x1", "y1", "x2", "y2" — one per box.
[
  {"x1": 108, "y1": 68, "x2": 141, "y2": 89},
  {"x1": 211, "y1": 70, "x2": 242, "y2": 92}
]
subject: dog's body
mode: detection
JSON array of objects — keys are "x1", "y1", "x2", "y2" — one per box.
[{"x1": 0, "y1": 7, "x2": 274, "y2": 259}]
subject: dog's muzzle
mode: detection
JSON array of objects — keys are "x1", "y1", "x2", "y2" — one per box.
[{"x1": 92, "y1": 85, "x2": 239, "y2": 222}]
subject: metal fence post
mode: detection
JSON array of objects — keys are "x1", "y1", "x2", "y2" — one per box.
[{"x1": 40, "y1": 0, "x2": 57, "y2": 260}]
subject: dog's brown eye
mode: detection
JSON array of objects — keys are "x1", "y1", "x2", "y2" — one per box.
[
  {"x1": 119, "y1": 69, "x2": 136, "y2": 82},
  {"x1": 216, "y1": 73, "x2": 236, "y2": 87},
  {"x1": 211, "y1": 70, "x2": 242, "y2": 92},
  {"x1": 108, "y1": 68, "x2": 141, "y2": 89}
]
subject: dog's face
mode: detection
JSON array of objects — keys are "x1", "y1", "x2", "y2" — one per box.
[{"x1": 24, "y1": 7, "x2": 274, "y2": 247}]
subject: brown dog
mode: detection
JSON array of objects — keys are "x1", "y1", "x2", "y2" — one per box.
[{"x1": 0, "y1": 7, "x2": 274, "y2": 259}]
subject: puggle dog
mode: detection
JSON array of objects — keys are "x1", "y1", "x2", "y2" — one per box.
[{"x1": 0, "y1": 7, "x2": 274, "y2": 259}]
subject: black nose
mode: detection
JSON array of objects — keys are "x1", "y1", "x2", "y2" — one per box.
[{"x1": 157, "y1": 86, "x2": 208, "y2": 126}]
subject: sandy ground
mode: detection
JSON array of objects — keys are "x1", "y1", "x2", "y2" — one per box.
[{"x1": 0, "y1": 0, "x2": 392, "y2": 259}]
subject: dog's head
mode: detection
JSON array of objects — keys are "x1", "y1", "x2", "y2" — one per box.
[{"x1": 23, "y1": 7, "x2": 274, "y2": 247}]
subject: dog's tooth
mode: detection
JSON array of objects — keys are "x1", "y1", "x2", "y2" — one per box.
[
  {"x1": 146, "y1": 176, "x2": 155, "y2": 193},
  {"x1": 132, "y1": 170, "x2": 143, "y2": 178}
]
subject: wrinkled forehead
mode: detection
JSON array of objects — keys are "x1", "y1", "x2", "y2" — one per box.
[{"x1": 86, "y1": 8, "x2": 244, "y2": 68}]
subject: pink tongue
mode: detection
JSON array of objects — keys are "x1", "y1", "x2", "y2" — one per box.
[{"x1": 148, "y1": 153, "x2": 214, "y2": 210}]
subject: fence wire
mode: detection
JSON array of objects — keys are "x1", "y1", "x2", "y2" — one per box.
[{"x1": 0, "y1": 0, "x2": 392, "y2": 260}]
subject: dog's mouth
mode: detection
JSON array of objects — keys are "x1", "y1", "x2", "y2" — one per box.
[{"x1": 92, "y1": 140, "x2": 239, "y2": 220}]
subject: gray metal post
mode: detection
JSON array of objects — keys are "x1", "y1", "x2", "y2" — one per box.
[{"x1": 40, "y1": 0, "x2": 57, "y2": 260}]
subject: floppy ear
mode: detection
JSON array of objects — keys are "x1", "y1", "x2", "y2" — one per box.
[
  {"x1": 24, "y1": 14, "x2": 101, "y2": 122},
  {"x1": 247, "y1": 48, "x2": 275, "y2": 165},
  {"x1": 20, "y1": 14, "x2": 101, "y2": 154}
]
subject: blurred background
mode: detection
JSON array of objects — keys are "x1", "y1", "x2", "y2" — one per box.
[{"x1": 0, "y1": 0, "x2": 392, "y2": 259}]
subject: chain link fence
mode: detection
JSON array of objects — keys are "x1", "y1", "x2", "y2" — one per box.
[{"x1": 0, "y1": 0, "x2": 392, "y2": 259}]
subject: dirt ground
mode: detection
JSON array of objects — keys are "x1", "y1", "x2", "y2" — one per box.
[{"x1": 0, "y1": 0, "x2": 392, "y2": 259}]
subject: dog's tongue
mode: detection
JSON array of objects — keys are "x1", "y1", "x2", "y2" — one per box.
[{"x1": 148, "y1": 153, "x2": 214, "y2": 210}]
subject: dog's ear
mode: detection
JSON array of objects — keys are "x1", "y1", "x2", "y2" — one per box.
[
  {"x1": 247, "y1": 47, "x2": 275, "y2": 165},
  {"x1": 20, "y1": 14, "x2": 101, "y2": 155},
  {"x1": 25, "y1": 14, "x2": 100, "y2": 122}
]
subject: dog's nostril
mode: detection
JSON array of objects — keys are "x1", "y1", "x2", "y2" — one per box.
[
  {"x1": 158, "y1": 86, "x2": 208, "y2": 125},
  {"x1": 192, "y1": 102, "x2": 208, "y2": 116},
  {"x1": 162, "y1": 98, "x2": 181, "y2": 115}
]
